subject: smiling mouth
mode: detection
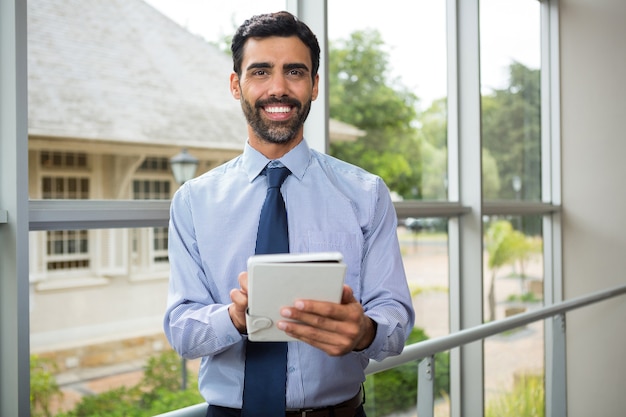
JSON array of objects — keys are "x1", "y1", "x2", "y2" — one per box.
[{"x1": 263, "y1": 105, "x2": 293, "y2": 114}]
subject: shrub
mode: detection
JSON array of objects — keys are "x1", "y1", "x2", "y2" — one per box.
[
  {"x1": 57, "y1": 350, "x2": 204, "y2": 417},
  {"x1": 31, "y1": 355, "x2": 63, "y2": 417},
  {"x1": 363, "y1": 327, "x2": 450, "y2": 417},
  {"x1": 485, "y1": 373, "x2": 544, "y2": 417}
]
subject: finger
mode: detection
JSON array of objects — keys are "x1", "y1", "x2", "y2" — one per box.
[
  {"x1": 341, "y1": 285, "x2": 357, "y2": 304},
  {"x1": 230, "y1": 288, "x2": 248, "y2": 312},
  {"x1": 229, "y1": 289, "x2": 248, "y2": 333},
  {"x1": 287, "y1": 297, "x2": 362, "y2": 324},
  {"x1": 278, "y1": 320, "x2": 353, "y2": 356},
  {"x1": 238, "y1": 271, "x2": 249, "y2": 294},
  {"x1": 280, "y1": 304, "x2": 363, "y2": 342}
]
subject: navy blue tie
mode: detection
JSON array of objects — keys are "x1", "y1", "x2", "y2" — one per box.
[{"x1": 242, "y1": 165, "x2": 290, "y2": 417}]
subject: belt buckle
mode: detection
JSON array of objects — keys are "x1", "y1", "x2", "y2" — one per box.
[{"x1": 299, "y1": 408, "x2": 315, "y2": 417}]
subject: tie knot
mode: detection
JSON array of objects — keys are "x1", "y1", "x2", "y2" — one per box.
[{"x1": 266, "y1": 166, "x2": 290, "y2": 189}]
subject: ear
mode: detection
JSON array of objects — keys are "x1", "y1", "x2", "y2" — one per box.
[
  {"x1": 230, "y1": 73, "x2": 241, "y2": 99},
  {"x1": 311, "y1": 73, "x2": 320, "y2": 101}
]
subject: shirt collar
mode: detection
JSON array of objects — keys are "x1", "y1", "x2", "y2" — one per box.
[{"x1": 242, "y1": 139, "x2": 311, "y2": 182}]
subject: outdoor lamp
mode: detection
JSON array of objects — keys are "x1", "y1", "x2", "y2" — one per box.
[{"x1": 170, "y1": 149, "x2": 198, "y2": 185}]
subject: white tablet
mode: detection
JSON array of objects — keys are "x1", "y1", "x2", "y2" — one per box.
[{"x1": 245, "y1": 252, "x2": 347, "y2": 342}]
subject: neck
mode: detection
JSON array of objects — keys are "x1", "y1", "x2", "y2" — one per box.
[{"x1": 248, "y1": 133, "x2": 303, "y2": 160}]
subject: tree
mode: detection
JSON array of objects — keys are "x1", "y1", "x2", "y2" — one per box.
[
  {"x1": 484, "y1": 220, "x2": 526, "y2": 322},
  {"x1": 328, "y1": 30, "x2": 422, "y2": 198},
  {"x1": 482, "y1": 61, "x2": 541, "y2": 204}
]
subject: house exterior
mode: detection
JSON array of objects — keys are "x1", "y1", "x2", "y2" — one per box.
[{"x1": 27, "y1": 0, "x2": 362, "y2": 370}]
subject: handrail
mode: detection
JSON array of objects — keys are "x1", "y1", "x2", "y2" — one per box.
[
  {"x1": 154, "y1": 283, "x2": 626, "y2": 417},
  {"x1": 367, "y1": 282, "x2": 626, "y2": 374}
]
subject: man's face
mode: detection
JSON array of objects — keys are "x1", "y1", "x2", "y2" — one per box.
[{"x1": 230, "y1": 36, "x2": 319, "y2": 146}]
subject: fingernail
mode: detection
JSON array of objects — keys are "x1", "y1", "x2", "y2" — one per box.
[
  {"x1": 280, "y1": 308, "x2": 291, "y2": 318},
  {"x1": 294, "y1": 300, "x2": 304, "y2": 310},
  {"x1": 277, "y1": 321, "x2": 287, "y2": 330}
]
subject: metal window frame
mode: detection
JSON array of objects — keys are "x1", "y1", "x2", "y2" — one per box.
[
  {"x1": 0, "y1": 0, "x2": 30, "y2": 415},
  {"x1": 0, "y1": 1, "x2": 562, "y2": 416}
]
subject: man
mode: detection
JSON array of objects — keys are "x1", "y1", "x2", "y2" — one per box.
[{"x1": 164, "y1": 11, "x2": 414, "y2": 417}]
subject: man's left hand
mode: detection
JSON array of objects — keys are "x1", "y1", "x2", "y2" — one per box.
[{"x1": 277, "y1": 285, "x2": 376, "y2": 356}]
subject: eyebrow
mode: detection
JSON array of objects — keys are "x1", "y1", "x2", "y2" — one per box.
[{"x1": 245, "y1": 62, "x2": 310, "y2": 72}]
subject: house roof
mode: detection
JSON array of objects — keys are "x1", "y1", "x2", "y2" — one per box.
[
  {"x1": 28, "y1": 0, "x2": 248, "y2": 151},
  {"x1": 27, "y1": 0, "x2": 365, "y2": 151}
]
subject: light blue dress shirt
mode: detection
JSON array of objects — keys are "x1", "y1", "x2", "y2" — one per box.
[{"x1": 164, "y1": 139, "x2": 415, "y2": 409}]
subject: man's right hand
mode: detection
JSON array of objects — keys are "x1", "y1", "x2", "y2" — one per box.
[{"x1": 229, "y1": 271, "x2": 249, "y2": 333}]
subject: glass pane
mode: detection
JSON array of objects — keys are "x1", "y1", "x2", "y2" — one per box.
[
  {"x1": 480, "y1": 0, "x2": 542, "y2": 201},
  {"x1": 28, "y1": 1, "x2": 282, "y2": 414},
  {"x1": 30, "y1": 227, "x2": 203, "y2": 415},
  {"x1": 28, "y1": 0, "x2": 288, "y2": 202},
  {"x1": 483, "y1": 215, "x2": 545, "y2": 416},
  {"x1": 367, "y1": 218, "x2": 450, "y2": 416},
  {"x1": 328, "y1": 0, "x2": 448, "y2": 201}
]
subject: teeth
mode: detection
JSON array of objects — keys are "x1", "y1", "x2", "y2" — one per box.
[{"x1": 265, "y1": 106, "x2": 291, "y2": 113}]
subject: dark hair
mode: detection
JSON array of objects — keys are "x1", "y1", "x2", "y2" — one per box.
[{"x1": 231, "y1": 11, "x2": 320, "y2": 80}]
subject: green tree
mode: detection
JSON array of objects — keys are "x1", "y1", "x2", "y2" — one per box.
[
  {"x1": 482, "y1": 61, "x2": 541, "y2": 206},
  {"x1": 416, "y1": 98, "x2": 447, "y2": 200},
  {"x1": 484, "y1": 220, "x2": 527, "y2": 322},
  {"x1": 328, "y1": 30, "x2": 422, "y2": 198},
  {"x1": 415, "y1": 97, "x2": 501, "y2": 200}
]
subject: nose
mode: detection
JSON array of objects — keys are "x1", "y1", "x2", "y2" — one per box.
[{"x1": 268, "y1": 73, "x2": 289, "y2": 97}]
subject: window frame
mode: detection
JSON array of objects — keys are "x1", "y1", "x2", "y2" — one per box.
[{"x1": 0, "y1": 1, "x2": 562, "y2": 416}]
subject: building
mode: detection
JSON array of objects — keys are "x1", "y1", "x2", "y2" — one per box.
[
  {"x1": 1, "y1": 0, "x2": 625, "y2": 416},
  {"x1": 26, "y1": 0, "x2": 364, "y2": 371}
]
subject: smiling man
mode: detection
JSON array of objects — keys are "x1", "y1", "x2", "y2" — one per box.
[{"x1": 164, "y1": 11, "x2": 414, "y2": 417}]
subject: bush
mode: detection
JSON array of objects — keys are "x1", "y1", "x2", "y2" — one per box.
[
  {"x1": 31, "y1": 355, "x2": 63, "y2": 417},
  {"x1": 57, "y1": 350, "x2": 204, "y2": 417},
  {"x1": 485, "y1": 373, "x2": 544, "y2": 417},
  {"x1": 363, "y1": 327, "x2": 450, "y2": 417}
]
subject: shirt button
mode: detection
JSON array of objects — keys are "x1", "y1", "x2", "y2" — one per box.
[{"x1": 288, "y1": 366, "x2": 296, "y2": 373}]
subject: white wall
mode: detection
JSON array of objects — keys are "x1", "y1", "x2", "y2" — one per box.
[{"x1": 560, "y1": 0, "x2": 626, "y2": 415}]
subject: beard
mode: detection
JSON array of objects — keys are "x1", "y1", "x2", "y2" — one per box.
[{"x1": 240, "y1": 95, "x2": 312, "y2": 144}]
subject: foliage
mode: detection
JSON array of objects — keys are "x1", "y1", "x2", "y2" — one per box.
[
  {"x1": 484, "y1": 220, "x2": 542, "y2": 321},
  {"x1": 482, "y1": 61, "x2": 542, "y2": 235},
  {"x1": 141, "y1": 347, "x2": 187, "y2": 399},
  {"x1": 482, "y1": 61, "x2": 541, "y2": 201},
  {"x1": 485, "y1": 373, "x2": 545, "y2": 417},
  {"x1": 507, "y1": 291, "x2": 541, "y2": 303},
  {"x1": 31, "y1": 355, "x2": 63, "y2": 417},
  {"x1": 328, "y1": 29, "x2": 422, "y2": 198},
  {"x1": 364, "y1": 327, "x2": 449, "y2": 417},
  {"x1": 56, "y1": 350, "x2": 204, "y2": 417}
]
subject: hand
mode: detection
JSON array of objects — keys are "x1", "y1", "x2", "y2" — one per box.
[
  {"x1": 277, "y1": 285, "x2": 376, "y2": 356},
  {"x1": 229, "y1": 272, "x2": 249, "y2": 333}
]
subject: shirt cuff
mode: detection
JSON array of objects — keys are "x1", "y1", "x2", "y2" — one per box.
[{"x1": 214, "y1": 304, "x2": 245, "y2": 346}]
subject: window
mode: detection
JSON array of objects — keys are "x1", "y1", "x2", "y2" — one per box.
[
  {"x1": 39, "y1": 151, "x2": 91, "y2": 272},
  {"x1": 4, "y1": 1, "x2": 561, "y2": 416},
  {"x1": 480, "y1": 2, "x2": 545, "y2": 411},
  {"x1": 132, "y1": 178, "x2": 172, "y2": 265}
]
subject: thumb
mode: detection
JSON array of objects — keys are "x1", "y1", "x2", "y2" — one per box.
[{"x1": 341, "y1": 285, "x2": 357, "y2": 304}]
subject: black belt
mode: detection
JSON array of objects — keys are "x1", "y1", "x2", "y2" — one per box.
[
  {"x1": 206, "y1": 389, "x2": 364, "y2": 417},
  {"x1": 285, "y1": 389, "x2": 363, "y2": 417}
]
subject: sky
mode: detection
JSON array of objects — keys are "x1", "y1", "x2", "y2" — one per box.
[{"x1": 143, "y1": 0, "x2": 540, "y2": 108}]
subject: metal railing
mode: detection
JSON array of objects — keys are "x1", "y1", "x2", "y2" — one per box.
[{"x1": 154, "y1": 283, "x2": 626, "y2": 417}]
